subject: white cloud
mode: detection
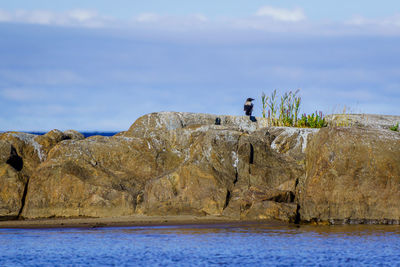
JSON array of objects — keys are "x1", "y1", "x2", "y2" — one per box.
[
  {"x1": 1, "y1": 7, "x2": 400, "y2": 36},
  {"x1": 0, "y1": 88, "x2": 47, "y2": 102},
  {"x1": 0, "y1": 9, "x2": 12, "y2": 22},
  {"x1": 0, "y1": 69, "x2": 85, "y2": 86},
  {"x1": 192, "y1": 14, "x2": 208, "y2": 22},
  {"x1": 67, "y1": 9, "x2": 98, "y2": 22},
  {"x1": 135, "y1": 13, "x2": 160, "y2": 23},
  {"x1": 346, "y1": 13, "x2": 400, "y2": 27},
  {"x1": 134, "y1": 13, "x2": 208, "y2": 27},
  {"x1": 346, "y1": 15, "x2": 369, "y2": 26},
  {"x1": 341, "y1": 14, "x2": 400, "y2": 35},
  {"x1": 0, "y1": 9, "x2": 111, "y2": 28},
  {"x1": 256, "y1": 6, "x2": 306, "y2": 22}
]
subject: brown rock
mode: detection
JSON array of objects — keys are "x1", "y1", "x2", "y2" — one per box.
[
  {"x1": 242, "y1": 201, "x2": 297, "y2": 222},
  {"x1": 21, "y1": 135, "x2": 183, "y2": 218},
  {"x1": 63, "y1": 130, "x2": 85, "y2": 140},
  {"x1": 19, "y1": 113, "x2": 312, "y2": 221},
  {"x1": 123, "y1": 112, "x2": 269, "y2": 139},
  {"x1": 0, "y1": 130, "x2": 73, "y2": 219},
  {"x1": 298, "y1": 127, "x2": 400, "y2": 224},
  {"x1": 0, "y1": 132, "x2": 44, "y2": 173},
  {"x1": 138, "y1": 127, "x2": 241, "y2": 216},
  {"x1": 5, "y1": 112, "x2": 398, "y2": 225},
  {"x1": 326, "y1": 114, "x2": 400, "y2": 130},
  {"x1": 0, "y1": 164, "x2": 26, "y2": 219},
  {"x1": 268, "y1": 127, "x2": 318, "y2": 162},
  {"x1": 222, "y1": 128, "x2": 305, "y2": 220},
  {"x1": 0, "y1": 140, "x2": 26, "y2": 218},
  {"x1": 0, "y1": 140, "x2": 12, "y2": 164}
]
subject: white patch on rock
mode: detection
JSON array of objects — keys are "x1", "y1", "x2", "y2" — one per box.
[
  {"x1": 114, "y1": 136, "x2": 135, "y2": 142},
  {"x1": 270, "y1": 127, "x2": 319, "y2": 153},
  {"x1": 231, "y1": 151, "x2": 239, "y2": 168},
  {"x1": 203, "y1": 146, "x2": 212, "y2": 159},
  {"x1": 9, "y1": 132, "x2": 45, "y2": 161},
  {"x1": 270, "y1": 137, "x2": 279, "y2": 151},
  {"x1": 298, "y1": 129, "x2": 317, "y2": 152}
]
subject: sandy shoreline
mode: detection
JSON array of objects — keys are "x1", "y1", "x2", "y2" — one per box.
[{"x1": 0, "y1": 215, "x2": 287, "y2": 229}]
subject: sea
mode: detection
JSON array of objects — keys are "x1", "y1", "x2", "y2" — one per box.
[
  {"x1": 1, "y1": 223, "x2": 400, "y2": 266},
  {"x1": 26, "y1": 132, "x2": 119, "y2": 138}
]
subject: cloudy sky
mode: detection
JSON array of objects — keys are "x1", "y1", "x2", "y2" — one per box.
[{"x1": 0, "y1": 0, "x2": 399, "y2": 131}]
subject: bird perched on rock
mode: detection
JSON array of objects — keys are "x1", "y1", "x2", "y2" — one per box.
[{"x1": 244, "y1": 98, "x2": 254, "y2": 116}]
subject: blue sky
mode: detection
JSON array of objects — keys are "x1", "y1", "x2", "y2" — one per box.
[{"x1": 0, "y1": 1, "x2": 399, "y2": 131}]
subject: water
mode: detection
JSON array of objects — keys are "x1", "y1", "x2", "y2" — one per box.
[
  {"x1": 27, "y1": 132, "x2": 118, "y2": 138},
  {"x1": 1, "y1": 223, "x2": 400, "y2": 266}
]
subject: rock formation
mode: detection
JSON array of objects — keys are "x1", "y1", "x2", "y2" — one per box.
[
  {"x1": 0, "y1": 130, "x2": 83, "y2": 219},
  {"x1": 298, "y1": 127, "x2": 400, "y2": 224},
  {"x1": 0, "y1": 112, "x2": 399, "y2": 224}
]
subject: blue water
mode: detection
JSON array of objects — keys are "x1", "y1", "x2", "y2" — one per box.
[
  {"x1": 27, "y1": 132, "x2": 118, "y2": 138},
  {"x1": 1, "y1": 223, "x2": 400, "y2": 266}
]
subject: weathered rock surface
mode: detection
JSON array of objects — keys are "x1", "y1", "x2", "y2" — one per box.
[
  {"x1": 0, "y1": 140, "x2": 25, "y2": 219},
  {"x1": 21, "y1": 135, "x2": 171, "y2": 218},
  {"x1": 221, "y1": 128, "x2": 308, "y2": 222},
  {"x1": 18, "y1": 112, "x2": 314, "y2": 221},
  {"x1": 326, "y1": 114, "x2": 400, "y2": 130},
  {"x1": 0, "y1": 112, "x2": 399, "y2": 224},
  {"x1": 136, "y1": 127, "x2": 241, "y2": 216},
  {"x1": 123, "y1": 112, "x2": 270, "y2": 138},
  {"x1": 0, "y1": 130, "x2": 85, "y2": 219},
  {"x1": 0, "y1": 134, "x2": 43, "y2": 219},
  {"x1": 298, "y1": 127, "x2": 400, "y2": 224}
]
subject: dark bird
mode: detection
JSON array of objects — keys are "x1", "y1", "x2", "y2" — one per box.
[{"x1": 244, "y1": 98, "x2": 254, "y2": 116}]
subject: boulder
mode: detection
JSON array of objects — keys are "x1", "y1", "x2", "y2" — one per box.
[
  {"x1": 0, "y1": 130, "x2": 86, "y2": 219},
  {"x1": 222, "y1": 128, "x2": 308, "y2": 221},
  {"x1": 137, "y1": 127, "x2": 241, "y2": 216},
  {"x1": 63, "y1": 130, "x2": 85, "y2": 140},
  {"x1": 0, "y1": 164, "x2": 26, "y2": 219},
  {"x1": 21, "y1": 135, "x2": 183, "y2": 218},
  {"x1": 0, "y1": 141, "x2": 13, "y2": 164},
  {"x1": 0, "y1": 132, "x2": 45, "y2": 173},
  {"x1": 298, "y1": 127, "x2": 400, "y2": 224},
  {"x1": 0, "y1": 140, "x2": 26, "y2": 219}
]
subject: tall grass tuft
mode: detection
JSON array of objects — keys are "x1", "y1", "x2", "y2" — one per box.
[
  {"x1": 330, "y1": 105, "x2": 352, "y2": 127},
  {"x1": 261, "y1": 92, "x2": 268, "y2": 118},
  {"x1": 261, "y1": 89, "x2": 326, "y2": 128}
]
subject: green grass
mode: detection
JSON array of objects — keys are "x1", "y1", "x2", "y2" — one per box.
[
  {"x1": 390, "y1": 123, "x2": 399, "y2": 131},
  {"x1": 261, "y1": 89, "x2": 326, "y2": 128}
]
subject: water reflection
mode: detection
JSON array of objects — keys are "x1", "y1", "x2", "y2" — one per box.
[
  {"x1": 1, "y1": 223, "x2": 400, "y2": 266},
  {"x1": 100, "y1": 223, "x2": 400, "y2": 237}
]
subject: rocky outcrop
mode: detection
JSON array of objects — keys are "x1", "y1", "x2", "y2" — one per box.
[
  {"x1": 0, "y1": 112, "x2": 399, "y2": 224},
  {"x1": 0, "y1": 140, "x2": 25, "y2": 219},
  {"x1": 298, "y1": 127, "x2": 400, "y2": 224},
  {"x1": 220, "y1": 128, "x2": 311, "y2": 222},
  {"x1": 136, "y1": 127, "x2": 241, "y2": 216},
  {"x1": 326, "y1": 114, "x2": 400, "y2": 130},
  {"x1": 0, "y1": 132, "x2": 48, "y2": 219},
  {"x1": 0, "y1": 130, "x2": 85, "y2": 219}
]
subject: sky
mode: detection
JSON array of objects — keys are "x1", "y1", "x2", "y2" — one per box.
[{"x1": 0, "y1": 1, "x2": 399, "y2": 131}]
